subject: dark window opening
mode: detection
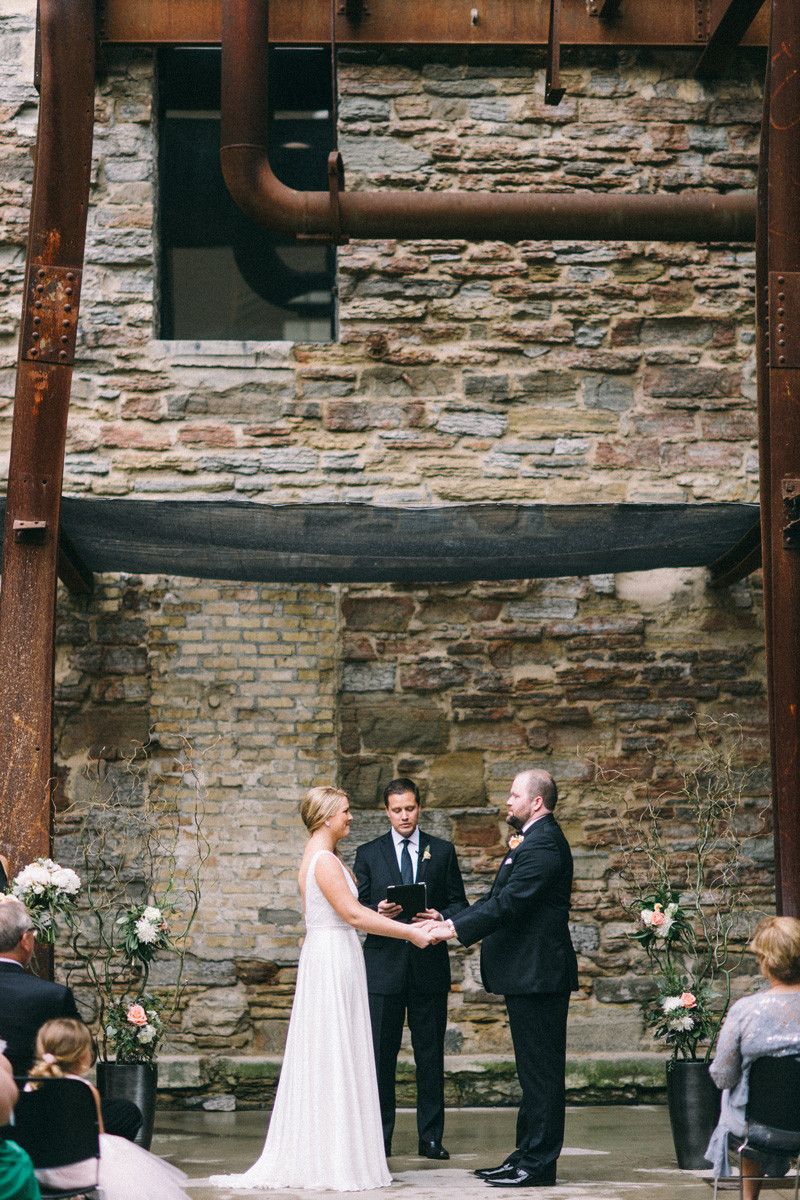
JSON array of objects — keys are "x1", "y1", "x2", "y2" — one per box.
[{"x1": 158, "y1": 47, "x2": 335, "y2": 341}]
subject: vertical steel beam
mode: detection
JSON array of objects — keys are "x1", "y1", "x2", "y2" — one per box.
[
  {"x1": 0, "y1": 0, "x2": 95, "y2": 885},
  {"x1": 759, "y1": 0, "x2": 800, "y2": 915}
]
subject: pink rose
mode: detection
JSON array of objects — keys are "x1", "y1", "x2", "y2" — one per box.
[
  {"x1": 650, "y1": 909, "x2": 665, "y2": 927},
  {"x1": 127, "y1": 1004, "x2": 148, "y2": 1026},
  {"x1": 679, "y1": 992, "x2": 697, "y2": 1008}
]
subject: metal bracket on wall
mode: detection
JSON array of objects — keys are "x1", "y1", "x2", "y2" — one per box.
[
  {"x1": 12, "y1": 520, "x2": 47, "y2": 544},
  {"x1": 588, "y1": 0, "x2": 623, "y2": 18},
  {"x1": 769, "y1": 272, "x2": 800, "y2": 370},
  {"x1": 19, "y1": 265, "x2": 82, "y2": 364}
]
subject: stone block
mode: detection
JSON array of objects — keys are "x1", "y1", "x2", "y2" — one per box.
[
  {"x1": 340, "y1": 756, "x2": 395, "y2": 808},
  {"x1": 584, "y1": 374, "x2": 634, "y2": 412},
  {"x1": 594, "y1": 976, "x2": 658, "y2": 1003},
  {"x1": 358, "y1": 701, "x2": 449, "y2": 752},
  {"x1": 429, "y1": 751, "x2": 487, "y2": 807},
  {"x1": 182, "y1": 985, "x2": 250, "y2": 1037},
  {"x1": 342, "y1": 596, "x2": 414, "y2": 631}
]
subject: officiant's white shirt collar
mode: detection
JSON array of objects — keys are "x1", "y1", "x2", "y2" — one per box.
[{"x1": 391, "y1": 826, "x2": 420, "y2": 849}]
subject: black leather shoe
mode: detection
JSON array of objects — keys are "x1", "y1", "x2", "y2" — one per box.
[
  {"x1": 384, "y1": 1143, "x2": 392, "y2": 1158},
  {"x1": 418, "y1": 1141, "x2": 450, "y2": 1160},
  {"x1": 486, "y1": 1166, "x2": 556, "y2": 1187},
  {"x1": 474, "y1": 1163, "x2": 516, "y2": 1179}
]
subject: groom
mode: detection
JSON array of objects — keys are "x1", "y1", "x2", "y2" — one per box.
[
  {"x1": 354, "y1": 778, "x2": 467, "y2": 1161},
  {"x1": 429, "y1": 768, "x2": 578, "y2": 1188}
]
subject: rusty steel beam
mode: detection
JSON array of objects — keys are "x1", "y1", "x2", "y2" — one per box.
[
  {"x1": 759, "y1": 0, "x2": 800, "y2": 917},
  {"x1": 0, "y1": 0, "x2": 95, "y2": 884},
  {"x1": 98, "y1": 0, "x2": 769, "y2": 46},
  {"x1": 221, "y1": 0, "x2": 757, "y2": 245},
  {"x1": 695, "y1": 0, "x2": 768, "y2": 78}
]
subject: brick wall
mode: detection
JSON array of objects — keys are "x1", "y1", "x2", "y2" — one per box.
[{"x1": 0, "y1": 10, "x2": 775, "y2": 1072}]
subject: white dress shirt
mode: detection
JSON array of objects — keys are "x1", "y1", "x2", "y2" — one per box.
[{"x1": 391, "y1": 826, "x2": 420, "y2": 881}]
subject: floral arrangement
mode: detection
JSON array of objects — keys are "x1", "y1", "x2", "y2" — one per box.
[
  {"x1": 642, "y1": 969, "x2": 720, "y2": 1057},
  {"x1": 9, "y1": 858, "x2": 82, "y2": 945},
  {"x1": 118, "y1": 904, "x2": 171, "y2": 964},
  {"x1": 104, "y1": 995, "x2": 165, "y2": 1064},
  {"x1": 601, "y1": 718, "x2": 760, "y2": 1061}
]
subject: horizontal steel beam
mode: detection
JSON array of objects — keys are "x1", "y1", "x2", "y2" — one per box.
[{"x1": 98, "y1": 0, "x2": 769, "y2": 46}]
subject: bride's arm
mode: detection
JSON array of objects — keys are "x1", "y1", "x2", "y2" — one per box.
[{"x1": 314, "y1": 855, "x2": 434, "y2": 948}]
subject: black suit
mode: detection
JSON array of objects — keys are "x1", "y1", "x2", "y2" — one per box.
[
  {"x1": 0, "y1": 961, "x2": 142, "y2": 1141},
  {"x1": 354, "y1": 830, "x2": 467, "y2": 1147},
  {"x1": 453, "y1": 813, "x2": 578, "y2": 1174}
]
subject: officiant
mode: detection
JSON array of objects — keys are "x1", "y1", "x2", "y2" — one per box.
[{"x1": 354, "y1": 778, "x2": 467, "y2": 1161}]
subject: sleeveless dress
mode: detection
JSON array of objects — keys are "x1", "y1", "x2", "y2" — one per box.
[{"x1": 210, "y1": 851, "x2": 392, "y2": 1192}]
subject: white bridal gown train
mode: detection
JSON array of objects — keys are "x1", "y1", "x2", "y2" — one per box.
[{"x1": 210, "y1": 850, "x2": 392, "y2": 1191}]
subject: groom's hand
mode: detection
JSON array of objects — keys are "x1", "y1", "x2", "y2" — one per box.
[
  {"x1": 413, "y1": 908, "x2": 442, "y2": 923},
  {"x1": 377, "y1": 900, "x2": 403, "y2": 919}
]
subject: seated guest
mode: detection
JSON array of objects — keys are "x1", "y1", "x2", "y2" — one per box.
[
  {"x1": 705, "y1": 916, "x2": 800, "y2": 1200},
  {"x1": 0, "y1": 1048, "x2": 39, "y2": 1200},
  {"x1": 30, "y1": 1020, "x2": 190, "y2": 1200},
  {"x1": 0, "y1": 899, "x2": 141, "y2": 1142}
]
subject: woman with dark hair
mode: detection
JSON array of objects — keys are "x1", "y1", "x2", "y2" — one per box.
[{"x1": 705, "y1": 916, "x2": 800, "y2": 1199}]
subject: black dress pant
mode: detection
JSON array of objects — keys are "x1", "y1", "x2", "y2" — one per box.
[
  {"x1": 368, "y1": 983, "x2": 448, "y2": 1146},
  {"x1": 504, "y1": 991, "x2": 571, "y2": 1172}
]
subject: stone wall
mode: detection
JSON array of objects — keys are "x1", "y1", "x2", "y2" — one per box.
[{"x1": 0, "y1": 2, "x2": 776, "y2": 1097}]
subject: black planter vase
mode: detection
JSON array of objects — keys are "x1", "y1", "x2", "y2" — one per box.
[
  {"x1": 666, "y1": 1058, "x2": 721, "y2": 1170},
  {"x1": 96, "y1": 1062, "x2": 158, "y2": 1150}
]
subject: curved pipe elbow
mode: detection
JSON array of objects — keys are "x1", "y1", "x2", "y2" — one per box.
[{"x1": 220, "y1": 145, "x2": 333, "y2": 239}]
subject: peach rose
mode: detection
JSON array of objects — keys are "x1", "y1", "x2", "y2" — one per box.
[
  {"x1": 649, "y1": 903, "x2": 665, "y2": 927},
  {"x1": 127, "y1": 1004, "x2": 148, "y2": 1026},
  {"x1": 679, "y1": 992, "x2": 697, "y2": 1008}
]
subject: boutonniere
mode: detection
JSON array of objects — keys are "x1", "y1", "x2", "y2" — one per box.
[
  {"x1": 422, "y1": 846, "x2": 431, "y2": 862},
  {"x1": 508, "y1": 833, "x2": 524, "y2": 850}
]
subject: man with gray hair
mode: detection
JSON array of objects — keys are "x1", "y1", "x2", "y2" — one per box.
[
  {"x1": 429, "y1": 769, "x2": 578, "y2": 1188},
  {"x1": 0, "y1": 898, "x2": 142, "y2": 1141}
]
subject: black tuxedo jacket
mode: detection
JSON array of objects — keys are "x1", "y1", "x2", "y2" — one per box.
[
  {"x1": 453, "y1": 812, "x2": 578, "y2": 996},
  {"x1": 355, "y1": 830, "x2": 467, "y2": 995},
  {"x1": 0, "y1": 961, "x2": 80, "y2": 1074}
]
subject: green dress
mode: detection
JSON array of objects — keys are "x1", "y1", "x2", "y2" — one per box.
[{"x1": 0, "y1": 1140, "x2": 40, "y2": 1200}]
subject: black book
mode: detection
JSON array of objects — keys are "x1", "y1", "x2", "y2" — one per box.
[{"x1": 386, "y1": 882, "x2": 427, "y2": 922}]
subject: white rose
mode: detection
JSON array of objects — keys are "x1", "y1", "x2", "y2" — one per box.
[
  {"x1": 138, "y1": 1024, "x2": 157, "y2": 1044},
  {"x1": 662, "y1": 996, "x2": 682, "y2": 1013},
  {"x1": 142, "y1": 906, "x2": 162, "y2": 922},
  {"x1": 135, "y1": 917, "x2": 158, "y2": 944},
  {"x1": 640, "y1": 909, "x2": 654, "y2": 928}
]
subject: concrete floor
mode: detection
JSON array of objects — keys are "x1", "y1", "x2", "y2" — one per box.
[{"x1": 153, "y1": 1106, "x2": 728, "y2": 1199}]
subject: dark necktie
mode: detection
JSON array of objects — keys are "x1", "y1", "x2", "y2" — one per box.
[{"x1": 401, "y1": 838, "x2": 414, "y2": 885}]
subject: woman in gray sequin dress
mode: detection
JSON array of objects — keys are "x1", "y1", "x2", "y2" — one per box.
[{"x1": 705, "y1": 916, "x2": 800, "y2": 1199}]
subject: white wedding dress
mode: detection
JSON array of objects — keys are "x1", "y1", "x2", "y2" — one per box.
[{"x1": 210, "y1": 851, "x2": 392, "y2": 1192}]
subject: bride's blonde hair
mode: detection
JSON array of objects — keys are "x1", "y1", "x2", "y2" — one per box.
[{"x1": 300, "y1": 786, "x2": 348, "y2": 834}]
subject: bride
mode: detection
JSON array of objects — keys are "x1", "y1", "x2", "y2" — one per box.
[{"x1": 210, "y1": 786, "x2": 437, "y2": 1192}]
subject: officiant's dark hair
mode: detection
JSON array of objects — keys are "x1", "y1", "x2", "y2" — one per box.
[
  {"x1": 383, "y1": 778, "x2": 420, "y2": 807},
  {"x1": 301, "y1": 785, "x2": 349, "y2": 834}
]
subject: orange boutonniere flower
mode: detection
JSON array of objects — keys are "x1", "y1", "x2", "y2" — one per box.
[
  {"x1": 422, "y1": 846, "x2": 431, "y2": 861},
  {"x1": 508, "y1": 834, "x2": 524, "y2": 850}
]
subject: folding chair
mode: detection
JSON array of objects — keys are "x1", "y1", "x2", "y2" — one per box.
[
  {"x1": 9, "y1": 1077, "x2": 101, "y2": 1200},
  {"x1": 712, "y1": 1055, "x2": 800, "y2": 1199}
]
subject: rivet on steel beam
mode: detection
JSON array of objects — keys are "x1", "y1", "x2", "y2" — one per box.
[
  {"x1": 779, "y1": 276, "x2": 785, "y2": 284},
  {"x1": 471, "y1": 8, "x2": 478, "y2": 24},
  {"x1": 780, "y1": 356, "x2": 786, "y2": 364},
  {"x1": 32, "y1": 332, "x2": 39, "y2": 339},
  {"x1": 33, "y1": 317, "x2": 40, "y2": 325},
  {"x1": 37, "y1": 269, "x2": 44, "y2": 278},
  {"x1": 64, "y1": 305, "x2": 71, "y2": 313},
  {"x1": 59, "y1": 351, "x2": 67, "y2": 359},
  {"x1": 66, "y1": 273, "x2": 74, "y2": 281},
  {"x1": 65, "y1": 288, "x2": 73, "y2": 296},
  {"x1": 60, "y1": 335, "x2": 68, "y2": 344}
]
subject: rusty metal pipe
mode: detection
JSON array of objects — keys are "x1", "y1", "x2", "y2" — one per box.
[{"x1": 220, "y1": 0, "x2": 757, "y2": 243}]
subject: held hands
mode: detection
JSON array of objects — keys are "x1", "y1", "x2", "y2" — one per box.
[{"x1": 407, "y1": 919, "x2": 457, "y2": 948}]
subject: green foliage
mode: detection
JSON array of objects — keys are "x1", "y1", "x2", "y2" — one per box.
[{"x1": 104, "y1": 994, "x2": 165, "y2": 1064}]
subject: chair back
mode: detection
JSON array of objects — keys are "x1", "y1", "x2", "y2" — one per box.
[
  {"x1": 11, "y1": 1077, "x2": 100, "y2": 1169},
  {"x1": 747, "y1": 1055, "x2": 800, "y2": 1134}
]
